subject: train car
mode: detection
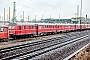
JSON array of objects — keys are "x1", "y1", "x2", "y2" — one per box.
[
  {"x1": 56, "y1": 24, "x2": 76, "y2": 32},
  {"x1": 0, "y1": 25, "x2": 9, "y2": 41},
  {"x1": 8, "y1": 23, "x2": 57, "y2": 38},
  {"x1": 37, "y1": 23, "x2": 57, "y2": 35},
  {"x1": 75, "y1": 24, "x2": 87, "y2": 30},
  {"x1": 8, "y1": 22, "x2": 37, "y2": 39},
  {"x1": 8, "y1": 22, "x2": 89, "y2": 39}
]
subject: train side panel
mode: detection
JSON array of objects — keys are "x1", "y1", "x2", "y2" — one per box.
[{"x1": 0, "y1": 26, "x2": 9, "y2": 41}]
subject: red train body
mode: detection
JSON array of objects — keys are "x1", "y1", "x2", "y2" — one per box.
[
  {"x1": 0, "y1": 25, "x2": 9, "y2": 41},
  {"x1": 0, "y1": 22, "x2": 89, "y2": 41},
  {"x1": 8, "y1": 22, "x2": 89, "y2": 39}
]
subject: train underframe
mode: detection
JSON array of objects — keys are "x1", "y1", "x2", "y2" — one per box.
[{"x1": 0, "y1": 38, "x2": 8, "y2": 42}]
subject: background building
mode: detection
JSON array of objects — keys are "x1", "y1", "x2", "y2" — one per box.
[
  {"x1": 71, "y1": 17, "x2": 87, "y2": 24},
  {"x1": 40, "y1": 18, "x2": 72, "y2": 23}
]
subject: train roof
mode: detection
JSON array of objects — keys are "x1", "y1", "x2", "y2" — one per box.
[
  {"x1": 9, "y1": 22, "x2": 56, "y2": 25},
  {"x1": 9, "y1": 22, "x2": 89, "y2": 26},
  {"x1": 0, "y1": 25, "x2": 8, "y2": 28}
]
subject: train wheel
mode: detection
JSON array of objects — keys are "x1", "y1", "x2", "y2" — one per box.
[
  {"x1": 4, "y1": 39, "x2": 8, "y2": 42},
  {"x1": 14, "y1": 35, "x2": 17, "y2": 39}
]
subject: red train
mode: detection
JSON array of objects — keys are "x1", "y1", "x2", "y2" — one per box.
[
  {"x1": 0, "y1": 25, "x2": 9, "y2": 41},
  {"x1": 0, "y1": 22, "x2": 90, "y2": 41}
]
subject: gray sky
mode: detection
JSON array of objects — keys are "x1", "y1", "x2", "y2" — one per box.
[{"x1": 0, "y1": 0, "x2": 89, "y2": 21}]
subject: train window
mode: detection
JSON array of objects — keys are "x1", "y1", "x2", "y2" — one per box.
[
  {"x1": 42, "y1": 26, "x2": 43, "y2": 28},
  {"x1": 22, "y1": 26, "x2": 24, "y2": 29},
  {"x1": 3, "y1": 28, "x2": 8, "y2": 32},
  {"x1": 43, "y1": 25, "x2": 44, "y2": 28},
  {"x1": 63, "y1": 25, "x2": 65, "y2": 27},
  {"x1": 49, "y1": 25, "x2": 50, "y2": 28},
  {"x1": 57, "y1": 26, "x2": 59, "y2": 28},
  {"x1": 41, "y1": 26, "x2": 42, "y2": 28},
  {"x1": 45, "y1": 25, "x2": 47, "y2": 28},
  {"x1": 46, "y1": 25, "x2": 48, "y2": 28},
  {"x1": 48, "y1": 25, "x2": 49, "y2": 28},
  {"x1": 48, "y1": 25, "x2": 50, "y2": 28},
  {"x1": 52, "y1": 25, "x2": 53, "y2": 28},
  {"x1": 49, "y1": 25, "x2": 52, "y2": 28},
  {"x1": 12, "y1": 26, "x2": 15, "y2": 29},
  {"x1": 53, "y1": 26, "x2": 55, "y2": 28},
  {"x1": 64, "y1": 25, "x2": 67, "y2": 27},
  {"x1": 8, "y1": 26, "x2": 15, "y2": 29},
  {"x1": 32, "y1": 26, "x2": 34, "y2": 29},
  {"x1": 44, "y1": 25, "x2": 46, "y2": 28},
  {"x1": 8, "y1": 26, "x2": 12, "y2": 29},
  {"x1": 42, "y1": 26, "x2": 44, "y2": 28},
  {"x1": 19, "y1": 26, "x2": 21, "y2": 30},
  {"x1": 59, "y1": 25, "x2": 62, "y2": 27},
  {"x1": 47, "y1": 25, "x2": 48, "y2": 28},
  {"x1": 51, "y1": 25, "x2": 52, "y2": 28},
  {"x1": 41, "y1": 25, "x2": 43, "y2": 28},
  {"x1": 49, "y1": 25, "x2": 51, "y2": 28},
  {"x1": 24, "y1": 26, "x2": 26, "y2": 29},
  {"x1": 50, "y1": 25, "x2": 52, "y2": 28},
  {"x1": 61, "y1": 25, "x2": 62, "y2": 27},
  {"x1": 44, "y1": 25, "x2": 45, "y2": 28},
  {"x1": 28, "y1": 26, "x2": 30, "y2": 29},
  {"x1": 0, "y1": 28, "x2": 3, "y2": 32},
  {"x1": 65, "y1": 25, "x2": 67, "y2": 27}
]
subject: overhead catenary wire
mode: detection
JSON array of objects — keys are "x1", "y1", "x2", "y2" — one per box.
[
  {"x1": 0, "y1": 0, "x2": 77, "y2": 13},
  {"x1": 0, "y1": 0, "x2": 81, "y2": 20}
]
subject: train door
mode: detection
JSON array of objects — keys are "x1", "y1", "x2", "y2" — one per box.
[
  {"x1": 21, "y1": 25, "x2": 25, "y2": 35},
  {"x1": 35, "y1": 24, "x2": 38, "y2": 36}
]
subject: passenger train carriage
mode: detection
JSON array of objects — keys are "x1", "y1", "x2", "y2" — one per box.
[
  {"x1": 0, "y1": 25, "x2": 9, "y2": 41},
  {"x1": 8, "y1": 22, "x2": 89, "y2": 39},
  {"x1": 0, "y1": 22, "x2": 89, "y2": 41}
]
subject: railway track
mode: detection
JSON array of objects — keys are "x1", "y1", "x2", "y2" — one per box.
[
  {"x1": 0, "y1": 31, "x2": 75, "y2": 49},
  {"x1": 0, "y1": 30, "x2": 90, "y2": 60},
  {"x1": 0, "y1": 31, "x2": 70, "y2": 44}
]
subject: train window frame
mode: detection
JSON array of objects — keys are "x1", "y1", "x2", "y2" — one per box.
[
  {"x1": 59, "y1": 25, "x2": 62, "y2": 27},
  {"x1": 28, "y1": 26, "x2": 30, "y2": 29},
  {"x1": 41, "y1": 25, "x2": 43, "y2": 28},
  {"x1": 58, "y1": 25, "x2": 59, "y2": 28},
  {"x1": 3, "y1": 27, "x2": 8, "y2": 32},
  {"x1": 19, "y1": 26, "x2": 21, "y2": 30},
  {"x1": 8, "y1": 26, "x2": 12, "y2": 29},
  {"x1": 12, "y1": 26, "x2": 15, "y2": 29},
  {"x1": 46, "y1": 25, "x2": 48, "y2": 28},
  {"x1": 32, "y1": 26, "x2": 34, "y2": 29},
  {"x1": 43, "y1": 25, "x2": 44, "y2": 28},
  {"x1": 0, "y1": 28, "x2": 3, "y2": 32},
  {"x1": 44, "y1": 25, "x2": 46, "y2": 28},
  {"x1": 53, "y1": 25, "x2": 54, "y2": 28},
  {"x1": 44, "y1": 25, "x2": 45, "y2": 28},
  {"x1": 8, "y1": 26, "x2": 15, "y2": 29},
  {"x1": 24, "y1": 26, "x2": 26, "y2": 29},
  {"x1": 45, "y1": 25, "x2": 46, "y2": 28},
  {"x1": 45, "y1": 25, "x2": 47, "y2": 28}
]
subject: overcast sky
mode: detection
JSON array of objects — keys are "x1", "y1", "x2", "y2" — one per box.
[{"x1": 0, "y1": 0, "x2": 89, "y2": 21}]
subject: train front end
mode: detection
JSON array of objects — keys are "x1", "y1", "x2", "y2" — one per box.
[{"x1": 0, "y1": 25, "x2": 9, "y2": 41}]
